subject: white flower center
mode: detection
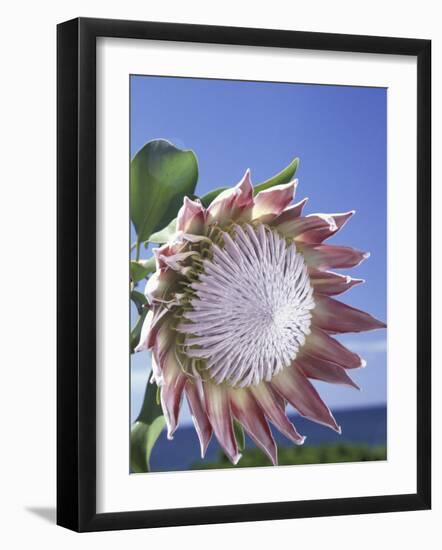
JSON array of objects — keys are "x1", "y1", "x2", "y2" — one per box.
[{"x1": 179, "y1": 223, "x2": 315, "y2": 387}]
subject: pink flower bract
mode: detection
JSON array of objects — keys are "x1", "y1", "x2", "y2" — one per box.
[{"x1": 136, "y1": 170, "x2": 386, "y2": 465}]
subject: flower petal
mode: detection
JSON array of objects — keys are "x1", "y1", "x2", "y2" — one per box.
[
  {"x1": 150, "y1": 351, "x2": 163, "y2": 386},
  {"x1": 297, "y1": 211, "x2": 355, "y2": 243},
  {"x1": 146, "y1": 241, "x2": 186, "y2": 302},
  {"x1": 203, "y1": 383, "x2": 241, "y2": 464},
  {"x1": 160, "y1": 250, "x2": 198, "y2": 272},
  {"x1": 145, "y1": 268, "x2": 180, "y2": 304},
  {"x1": 304, "y1": 327, "x2": 365, "y2": 369},
  {"x1": 134, "y1": 309, "x2": 154, "y2": 353},
  {"x1": 312, "y1": 295, "x2": 387, "y2": 333},
  {"x1": 134, "y1": 306, "x2": 170, "y2": 352},
  {"x1": 178, "y1": 233, "x2": 211, "y2": 244},
  {"x1": 270, "y1": 197, "x2": 308, "y2": 226},
  {"x1": 295, "y1": 354, "x2": 359, "y2": 389},
  {"x1": 152, "y1": 241, "x2": 180, "y2": 270},
  {"x1": 229, "y1": 388, "x2": 278, "y2": 465},
  {"x1": 272, "y1": 365, "x2": 341, "y2": 433},
  {"x1": 159, "y1": 348, "x2": 187, "y2": 439},
  {"x1": 151, "y1": 315, "x2": 175, "y2": 367},
  {"x1": 185, "y1": 380, "x2": 212, "y2": 458},
  {"x1": 276, "y1": 214, "x2": 337, "y2": 239},
  {"x1": 207, "y1": 169, "x2": 253, "y2": 225},
  {"x1": 176, "y1": 196, "x2": 206, "y2": 234},
  {"x1": 300, "y1": 243, "x2": 369, "y2": 270},
  {"x1": 252, "y1": 180, "x2": 297, "y2": 222},
  {"x1": 251, "y1": 383, "x2": 305, "y2": 444},
  {"x1": 309, "y1": 268, "x2": 364, "y2": 296}
]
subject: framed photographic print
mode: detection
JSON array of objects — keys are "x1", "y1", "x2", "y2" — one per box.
[{"x1": 57, "y1": 17, "x2": 431, "y2": 532}]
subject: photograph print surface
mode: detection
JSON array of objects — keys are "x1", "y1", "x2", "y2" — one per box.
[{"x1": 129, "y1": 75, "x2": 387, "y2": 473}]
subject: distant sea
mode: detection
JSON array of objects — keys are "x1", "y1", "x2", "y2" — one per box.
[{"x1": 149, "y1": 405, "x2": 386, "y2": 472}]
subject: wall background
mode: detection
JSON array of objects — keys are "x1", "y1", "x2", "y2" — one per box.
[{"x1": 0, "y1": 1, "x2": 439, "y2": 547}]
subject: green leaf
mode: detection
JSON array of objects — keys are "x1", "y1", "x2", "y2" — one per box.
[
  {"x1": 130, "y1": 308, "x2": 148, "y2": 353},
  {"x1": 198, "y1": 158, "x2": 299, "y2": 208},
  {"x1": 130, "y1": 139, "x2": 198, "y2": 243},
  {"x1": 130, "y1": 258, "x2": 156, "y2": 283},
  {"x1": 253, "y1": 157, "x2": 299, "y2": 194},
  {"x1": 148, "y1": 218, "x2": 177, "y2": 244},
  {"x1": 233, "y1": 419, "x2": 245, "y2": 452},
  {"x1": 130, "y1": 378, "x2": 165, "y2": 473},
  {"x1": 130, "y1": 290, "x2": 147, "y2": 315}
]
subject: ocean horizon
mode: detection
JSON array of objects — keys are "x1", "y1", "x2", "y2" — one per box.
[{"x1": 147, "y1": 404, "x2": 386, "y2": 472}]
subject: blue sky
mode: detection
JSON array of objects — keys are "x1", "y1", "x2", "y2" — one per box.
[{"x1": 130, "y1": 75, "x2": 387, "y2": 424}]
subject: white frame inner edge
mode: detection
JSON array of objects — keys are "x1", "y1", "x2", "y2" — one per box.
[{"x1": 96, "y1": 37, "x2": 417, "y2": 513}]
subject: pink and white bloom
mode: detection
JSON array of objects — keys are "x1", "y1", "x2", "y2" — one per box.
[{"x1": 136, "y1": 170, "x2": 386, "y2": 465}]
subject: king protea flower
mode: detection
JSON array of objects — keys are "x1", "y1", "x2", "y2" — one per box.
[{"x1": 136, "y1": 170, "x2": 386, "y2": 465}]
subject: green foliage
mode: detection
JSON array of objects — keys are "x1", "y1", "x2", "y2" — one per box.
[
  {"x1": 253, "y1": 157, "x2": 299, "y2": 194},
  {"x1": 233, "y1": 419, "x2": 245, "y2": 452},
  {"x1": 130, "y1": 258, "x2": 156, "y2": 283},
  {"x1": 148, "y1": 218, "x2": 178, "y2": 244},
  {"x1": 130, "y1": 139, "x2": 198, "y2": 244},
  {"x1": 192, "y1": 443, "x2": 387, "y2": 470},
  {"x1": 130, "y1": 307, "x2": 148, "y2": 353},
  {"x1": 130, "y1": 378, "x2": 166, "y2": 473},
  {"x1": 130, "y1": 289, "x2": 147, "y2": 314}
]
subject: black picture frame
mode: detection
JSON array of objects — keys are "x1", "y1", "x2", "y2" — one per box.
[{"x1": 57, "y1": 17, "x2": 431, "y2": 532}]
